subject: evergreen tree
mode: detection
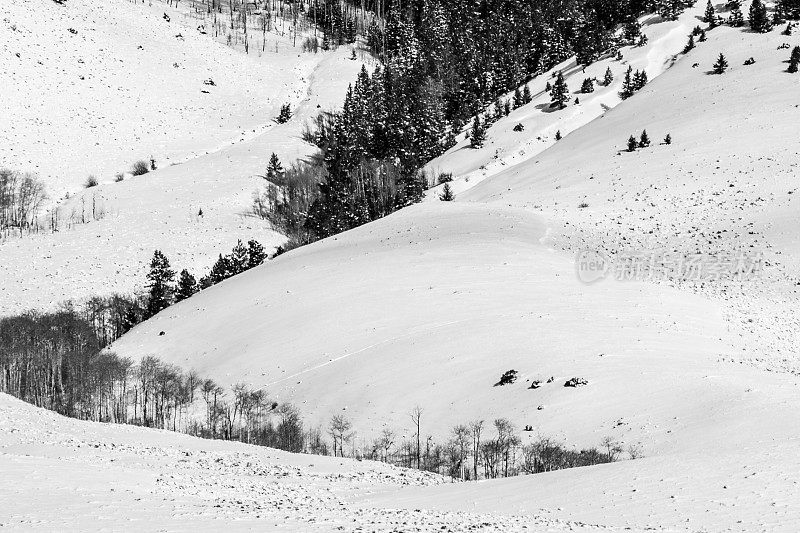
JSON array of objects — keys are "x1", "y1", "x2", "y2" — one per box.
[
  {"x1": 581, "y1": 77, "x2": 595, "y2": 93},
  {"x1": 664, "y1": 133, "x2": 672, "y2": 144},
  {"x1": 698, "y1": 29, "x2": 708, "y2": 41},
  {"x1": 503, "y1": 99, "x2": 512, "y2": 116},
  {"x1": 439, "y1": 182, "x2": 455, "y2": 201},
  {"x1": 247, "y1": 239, "x2": 267, "y2": 268},
  {"x1": 513, "y1": 87, "x2": 523, "y2": 108},
  {"x1": 522, "y1": 84, "x2": 532, "y2": 104},
  {"x1": 619, "y1": 66, "x2": 634, "y2": 99},
  {"x1": 712, "y1": 52, "x2": 729, "y2": 73},
  {"x1": 277, "y1": 104, "x2": 292, "y2": 124},
  {"x1": 550, "y1": 71, "x2": 569, "y2": 109},
  {"x1": 266, "y1": 153, "x2": 284, "y2": 180},
  {"x1": 603, "y1": 67, "x2": 613, "y2": 86},
  {"x1": 705, "y1": 0, "x2": 717, "y2": 26},
  {"x1": 175, "y1": 269, "x2": 198, "y2": 302},
  {"x1": 639, "y1": 130, "x2": 651, "y2": 147},
  {"x1": 632, "y1": 69, "x2": 648, "y2": 90},
  {"x1": 627, "y1": 135, "x2": 638, "y2": 151},
  {"x1": 779, "y1": 0, "x2": 800, "y2": 21},
  {"x1": 545, "y1": 81, "x2": 552, "y2": 92},
  {"x1": 684, "y1": 34, "x2": 696, "y2": 53},
  {"x1": 145, "y1": 250, "x2": 175, "y2": 319},
  {"x1": 788, "y1": 46, "x2": 800, "y2": 72},
  {"x1": 555, "y1": 130, "x2": 562, "y2": 140},
  {"x1": 469, "y1": 116, "x2": 486, "y2": 148},
  {"x1": 229, "y1": 240, "x2": 250, "y2": 275},
  {"x1": 749, "y1": 0, "x2": 772, "y2": 32},
  {"x1": 729, "y1": 6, "x2": 745, "y2": 27}
]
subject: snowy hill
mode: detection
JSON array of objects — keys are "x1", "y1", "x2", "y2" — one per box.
[
  {"x1": 109, "y1": 5, "x2": 800, "y2": 530},
  {"x1": 0, "y1": 0, "x2": 366, "y2": 312}
]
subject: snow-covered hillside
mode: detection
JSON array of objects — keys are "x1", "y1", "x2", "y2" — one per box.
[
  {"x1": 110, "y1": 4, "x2": 800, "y2": 530},
  {"x1": 0, "y1": 392, "x2": 588, "y2": 532},
  {"x1": 0, "y1": 0, "x2": 367, "y2": 312}
]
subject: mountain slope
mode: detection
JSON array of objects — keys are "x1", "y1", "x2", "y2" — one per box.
[{"x1": 0, "y1": 0, "x2": 366, "y2": 313}]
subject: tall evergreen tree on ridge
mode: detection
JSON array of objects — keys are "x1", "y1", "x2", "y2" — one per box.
[
  {"x1": 469, "y1": 116, "x2": 486, "y2": 148},
  {"x1": 175, "y1": 270, "x2": 198, "y2": 303},
  {"x1": 705, "y1": 0, "x2": 717, "y2": 26},
  {"x1": 145, "y1": 250, "x2": 175, "y2": 319},
  {"x1": 749, "y1": 0, "x2": 772, "y2": 32}
]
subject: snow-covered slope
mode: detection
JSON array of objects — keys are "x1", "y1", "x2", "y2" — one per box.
[
  {"x1": 110, "y1": 7, "x2": 800, "y2": 531},
  {"x1": 0, "y1": 0, "x2": 367, "y2": 312},
  {"x1": 0, "y1": 392, "x2": 591, "y2": 532}
]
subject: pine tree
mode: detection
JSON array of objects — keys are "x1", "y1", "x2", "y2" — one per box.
[
  {"x1": 550, "y1": 71, "x2": 569, "y2": 109},
  {"x1": 633, "y1": 70, "x2": 648, "y2": 90},
  {"x1": 788, "y1": 46, "x2": 800, "y2": 72},
  {"x1": 175, "y1": 269, "x2": 198, "y2": 302},
  {"x1": 603, "y1": 67, "x2": 614, "y2": 86},
  {"x1": 277, "y1": 104, "x2": 292, "y2": 124},
  {"x1": 581, "y1": 78, "x2": 595, "y2": 93},
  {"x1": 619, "y1": 66, "x2": 634, "y2": 99},
  {"x1": 503, "y1": 99, "x2": 511, "y2": 116},
  {"x1": 229, "y1": 240, "x2": 250, "y2": 275},
  {"x1": 639, "y1": 130, "x2": 651, "y2": 148},
  {"x1": 145, "y1": 250, "x2": 176, "y2": 318},
  {"x1": 664, "y1": 133, "x2": 672, "y2": 145},
  {"x1": 247, "y1": 239, "x2": 266, "y2": 268},
  {"x1": 513, "y1": 87, "x2": 523, "y2": 108},
  {"x1": 779, "y1": 0, "x2": 800, "y2": 21},
  {"x1": 749, "y1": 0, "x2": 772, "y2": 32},
  {"x1": 266, "y1": 153, "x2": 284, "y2": 180},
  {"x1": 555, "y1": 130, "x2": 562, "y2": 140},
  {"x1": 521, "y1": 84, "x2": 532, "y2": 104},
  {"x1": 684, "y1": 34, "x2": 696, "y2": 53},
  {"x1": 713, "y1": 52, "x2": 729, "y2": 74},
  {"x1": 439, "y1": 182, "x2": 455, "y2": 201},
  {"x1": 627, "y1": 135, "x2": 638, "y2": 152},
  {"x1": 705, "y1": 0, "x2": 717, "y2": 26},
  {"x1": 545, "y1": 81, "x2": 552, "y2": 92},
  {"x1": 729, "y1": 6, "x2": 745, "y2": 27},
  {"x1": 469, "y1": 116, "x2": 485, "y2": 148}
]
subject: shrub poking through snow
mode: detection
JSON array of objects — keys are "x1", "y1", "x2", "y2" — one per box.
[
  {"x1": 564, "y1": 377, "x2": 589, "y2": 387},
  {"x1": 664, "y1": 133, "x2": 672, "y2": 145},
  {"x1": 437, "y1": 172, "x2": 453, "y2": 184},
  {"x1": 529, "y1": 380, "x2": 542, "y2": 389},
  {"x1": 555, "y1": 130, "x2": 562, "y2": 141},
  {"x1": 578, "y1": 202, "x2": 589, "y2": 208},
  {"x1": 513, "y1": 123, "x2": 524, "y2": 132},
  {"x1": 494, "y1": 370, "x2": 518, "y2": 386},
  {"x1": 84, "y1": 175, "x2": 98, "y2": 188},
  {"x1": 744, "y1": 57, "x2": 756, "y2": 65},
  {"x1": 131, "y1": 160, "x2": 150, "y2": 176}
]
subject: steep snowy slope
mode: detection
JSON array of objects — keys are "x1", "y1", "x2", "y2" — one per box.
[{"x1": 0, "y1": 0, "x2": 367, "y2": 312}]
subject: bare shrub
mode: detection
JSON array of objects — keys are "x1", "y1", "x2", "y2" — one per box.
[
  {"x1": 130, "y1": 160, "x2": 150, "y2": 176},
  {"x1": 84, "y1": 175, "x2": 98, "y2": 188}
]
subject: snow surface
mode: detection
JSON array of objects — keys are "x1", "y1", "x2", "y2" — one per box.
[
  {"x1": 110, "y1": 2, "x2": 800, "y2": 531},
  {"x1": 0, "y1": 0, "x2": 367, "y2": 312}
]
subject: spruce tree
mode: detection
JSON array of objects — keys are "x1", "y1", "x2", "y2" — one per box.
[
  {"x1": 729, "y1": 6, "x2": 745, "y2": 27},
  {"x1": 603, "y1": 67, "x2": 613, "y2": 86},
  {"x1": 627, "y1": 135, "x2": 638, "y2": 152},
  {"x1": 145, "y1": 250, "x2": 176, "y2": 319},
  {"x1": 684, "y1": 34, "x2": 696, "y2": 53},
  {"x1": 789, "y1": 46, "x2": 800, "y2": 73},
  {"x1": 247, "y1": 239, "x2": 267, "y2": 268},
  {"x1": 664, "y1": 133, "x2": 672, "y2": 145},
  {"x1": 439, "y1": 182, "x2": 455, "y2": 201},
  {"x1": 581, "y1": 77, "x2": 595, "y2": 93},
  {"x1": 705, "y1": 0, "x2": 717, "y2": 26},
  {"x1": 749, "y1": 0, "x2": 772, "y2": 32},
  {"x1": 639, "y1": 130, "x2": 651, "y2": 148},
  {"x1": 555, "y1": 130, "x2": 562, "y2": 141},
  {"x1": 513, "y1": 87, "x2": 523, "y2": 108},
  {"x1": 619, "y1": 66, "x2": 634, "y2": 99},
  {"x1": 277, "y1": 104, "x2": 292, "y2": 124},
  {"x1": 713, "y1": 52, "x2": 729, "y2": 74},
  {"x1": 175, "y1": 269, "x2": 198, "y2": 302},
  {"x1": 266, "y1": 153, "x2": 284, "y2": 180},
  {"x1": 229, "y1": 240, "x2": 250, "y2": 275},
  {"x1": 469, "y1": 116, "x2": 485, "y2": 148},
  {"x1": 550, "y1": 71, "x2": 569, "y2": 109},
  {"x1": 521, "y1": 84, "x2": 532, "y2": 104},
  {"x1": 503, "y1": 99, "x2": 511, "y2": 116},
  {"x1": 633, "y1": 70, "x2": 648, "y2": 90}
]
